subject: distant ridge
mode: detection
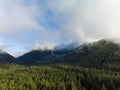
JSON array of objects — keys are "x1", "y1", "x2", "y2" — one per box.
[
  {"x1": 16, "y1": 39, "x2": 120, "y2": 68},
  {"x1": 0, "y1": 50, "x2": 16, "y2": 64}
]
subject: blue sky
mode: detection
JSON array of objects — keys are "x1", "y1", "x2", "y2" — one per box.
[{"x1": 0, "y1": 0, "x2": 120, "y2": 56}]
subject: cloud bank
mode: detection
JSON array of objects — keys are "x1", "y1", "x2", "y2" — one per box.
[
  {"x1": 46, "y1": 0, "x2": 120, "y2": 42},
  {"x1": 0, "y1": 0, "x2": 120, "y2": 56}
]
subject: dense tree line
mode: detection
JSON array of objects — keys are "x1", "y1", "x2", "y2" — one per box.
[{"x1": 0, "y1": 64, "x2": 119, "y2": 90}]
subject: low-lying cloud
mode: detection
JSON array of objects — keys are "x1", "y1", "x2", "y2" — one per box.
[
  {"x1": 0, "y1": 0, "x2": 120, "y2": 56},
  {"x1": 46, "y1": 0, "x2": 120, "y2": 42}
]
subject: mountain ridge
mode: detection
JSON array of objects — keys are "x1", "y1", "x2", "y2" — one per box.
[
  {"x1": 16, "y1": 39, "x2": 120, "y2": 68},
  {"x1": 0, "y1": 39, "x2": 119, "y2": 67},
  {"x1": 0, "y1": 50, "x2": 16, "y2": 64}
]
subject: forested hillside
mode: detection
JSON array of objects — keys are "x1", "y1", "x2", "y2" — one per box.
[
  {"x1": 0, "y1": 64, "x2": 119, "y2": 90},
  {"x1": 0, "y1": 40, "x2": 120, "y2": 90},
  {"x1": 17, "y1": 40, "x2": 120, "y2": 68},
  {"x1": 64, "y1": 40, "x2": 120, "y2": 68},
  {"x1": 0, "y1": 51, "x2": 16, "y2": 64}
]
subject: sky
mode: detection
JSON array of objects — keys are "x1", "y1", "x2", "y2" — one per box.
[{"x1": 0, "y1": 0, "x2": 120, "y2": 56}]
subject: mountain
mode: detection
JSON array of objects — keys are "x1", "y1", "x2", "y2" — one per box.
[
  {"x1": 64, "y1": 40, "x2": 120, "y2": 68},
  {"x1": 17, "y1": 50, "x2": 52, "y2": 64},
  {"x1": 0, "y1": 50, "x2": 16, "y2": 63},
  {"x1": 54, "y1": 42, "x2": 79, "y2": 51},
  {"x1": 17, "y1": 43, "x2": 79, "y2": 65},
  {"x1": 17, "y1": 49, "x2": 71, "y2": 65},
  {"x1": 17, "y1": 40, "x2": 120, "y2": 68}
]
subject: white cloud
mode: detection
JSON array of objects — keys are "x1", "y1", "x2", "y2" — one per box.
[
  {"x1": 34, "y1": 42, "x2": 55, "y2": 50},
  {"x1": 46, "y1": 0, "x2": 120, "y2": 42},
  {"x1": 1, "y1": 0, "x2": 120, "y2": 56},
  {"x1": 0, "y1": 0, "x2": 44, "y2": 33}
]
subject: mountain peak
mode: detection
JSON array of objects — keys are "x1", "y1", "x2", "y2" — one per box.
[{"x1": 54, "y1": 42, "x2": 79, "y2": 51}]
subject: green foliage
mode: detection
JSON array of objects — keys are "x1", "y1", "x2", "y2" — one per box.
[
  {"x1": 0, "y1": 64, "x2": 119, "y2": 90},
  {"x1": 101, "y1": 84, "x2": 107, "y2": 90}
]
